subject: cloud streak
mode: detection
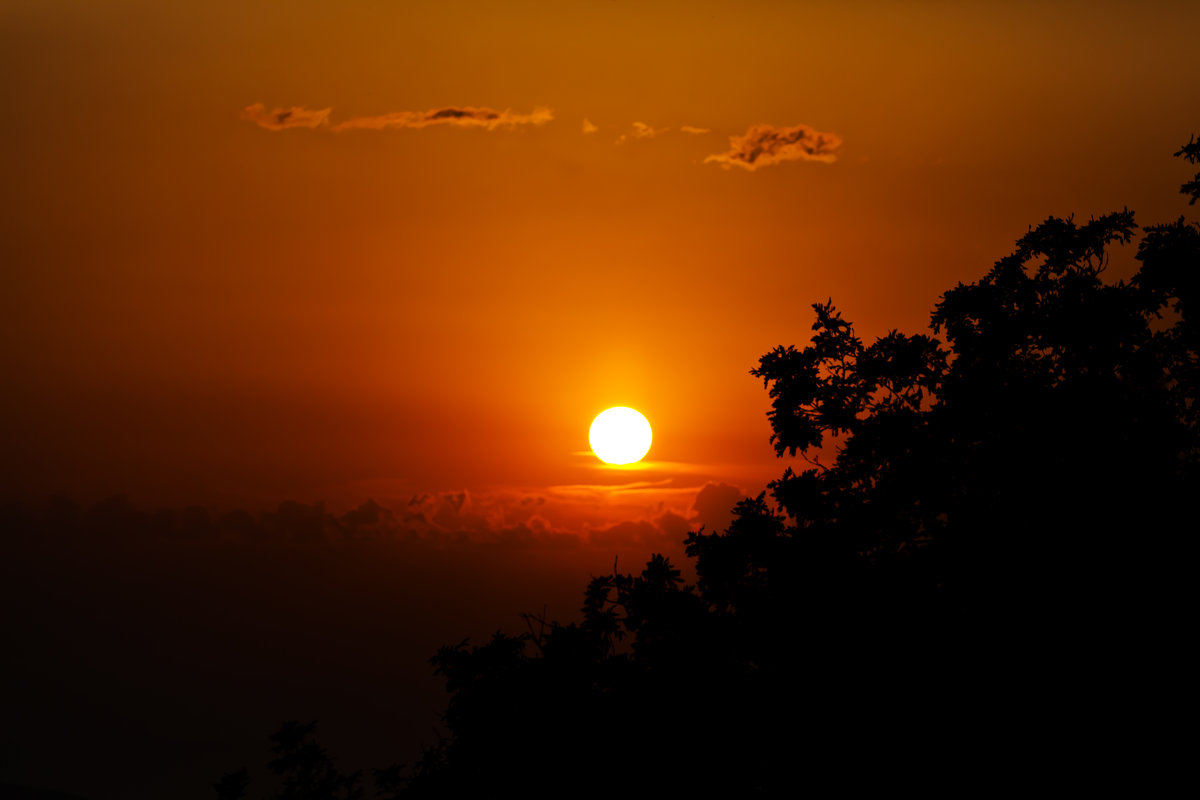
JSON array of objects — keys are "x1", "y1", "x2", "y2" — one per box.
[
  {"x1": 705, "y1": 122, "x2": 842, "y2": 171},
  {"x1": 241, "y1": 103, "x2": 332, "y2": 131},
  {"x1": 615, "y1": 121, "x2": 670, "y2": 145},
  {"x1": 631, "y1": 121, "x2": 666, "y2": 139},
  {"x1": 332, "y1": 105, "x2": 553, "y2": 132},
  {"x1": 241, "y1": 103, "x2": 553, "y2": 133}
]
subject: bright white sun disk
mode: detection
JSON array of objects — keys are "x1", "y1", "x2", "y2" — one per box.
[{"x1": 589, "y1": 407, "x2": 652, "y2": 465}]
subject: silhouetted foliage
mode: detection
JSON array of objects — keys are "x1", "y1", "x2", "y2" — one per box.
[
  {"x1": 368, "y1": 764, "x2": 408, "y2": 800},
  {"x1": 268, "y1": 721, "x2": 363, "y2": 800},
  {"x1": 1178, "y1": 133, "x2": 1200, "y2": 204},
  {"x1": 213, "y1": 769, "x2": 251, "y2": 800},
  {"x1": 402, "y1": 134, "x2": 1197, "y2": 793},
  {"x1": 213, "y1": 724, "x2": 406, "y2": 800},
  {"x1": 226, "y1": 135, "x2": 1198, "y2": 795}
]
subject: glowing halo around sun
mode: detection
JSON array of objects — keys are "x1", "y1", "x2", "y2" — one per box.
[{"x1": 589, "y1": 407, "x2": 653, "y2": 465}]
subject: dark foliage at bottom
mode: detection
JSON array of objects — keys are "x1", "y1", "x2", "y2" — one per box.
[{"x1": 220, "y1": 137, "x2": 1198, "y2": 797}]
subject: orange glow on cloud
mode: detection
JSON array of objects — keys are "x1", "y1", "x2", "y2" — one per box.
[
  {"x1": 331, "y1": 105, "x2": 554, "y2": 132},
  {"x1": 241, "y1": 103, "x2": 554, "y2": 133},
  {"x1": 241, "y1": 102, "x2": 332, "y2": 130},
  {"x1": 705, "y1": 122, "x2": 843, "y2": 170}
]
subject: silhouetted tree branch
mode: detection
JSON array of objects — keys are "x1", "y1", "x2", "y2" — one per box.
[
  {"x1": 1177, "y1": 133, "x2": 1200, "y2": 204},
  {"x1": 223, "y1": 133, "x2": 1199, "y2": 797},
  {"x1": 402, "y1": 134, "x2": 1197, "y2": 794}
]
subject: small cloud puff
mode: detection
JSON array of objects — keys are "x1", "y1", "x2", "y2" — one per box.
[
  {"x1": 582, "y1": 118, "x2": 598, "y2": 134},
  {"x1": 705, "y1": 122, "x2": 842, "y2": 171},
  {"x1": 631, "y1": 121, "x2": 667, "y2": 139},
  {"x1": 615, "y1": 121, "x2": 669, "y2": 145},
  {"x1": 241, "y1": 103, "x2": 332, "y2": 131}
]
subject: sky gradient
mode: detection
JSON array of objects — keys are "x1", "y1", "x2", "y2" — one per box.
[
  {"x1": 5, "y1": 1, "x2": 1200, "y2": 522},
  {"x1": 4, "y1": 2, "x2": 1200, "y2": 796}
]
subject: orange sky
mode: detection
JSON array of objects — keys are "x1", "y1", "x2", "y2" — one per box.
[{"x1": 3, "y1": 0, "x2": 1199, "y2": 530}]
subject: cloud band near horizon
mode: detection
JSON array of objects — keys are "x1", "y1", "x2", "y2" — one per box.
[{"x1": 705, "y1": 122, "x2": 842, "y2": 171}]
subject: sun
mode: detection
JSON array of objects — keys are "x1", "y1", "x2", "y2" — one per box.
[{"x1": 589, "y1": 407, "x2": 653, "y2": 465}]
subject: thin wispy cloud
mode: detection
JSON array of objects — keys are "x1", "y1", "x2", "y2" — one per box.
[
  {"x1": 615, "y1": 121, "x2": 669, "y2": 145},
  {"x1": 631, "y1": 121, "x2": 666, "y2": 139},
  {"x1": 680, "y1": 126, "x2": 710, "y2": 135},
  {"x1": 705, "y1": 122, "x2": 842, "y2": 171},
  {"x1": 333, "y1": 105, "x2": 553, "y2": 132},
  {"x1": 241, "y1": 103, "x2": 332, "y2": 131},
  {"x1": 241, "y1": 103, "x2": 553, "y2": 133}
]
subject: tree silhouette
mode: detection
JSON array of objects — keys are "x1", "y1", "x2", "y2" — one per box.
[
  {"x1": 1178, "y1": 133, "x2": 1200, "y2": 204},
  {"x1": 213, "y1": 769, "x2": 251, "y2": 800},
  {"x1": 222, "y1": 135, "x2": 1198, "y2": 795},
  {"x1": 403, "y1": 135, "x2": 1197, "y2": 793},
  {"x1": 268, "y1": 721, "x2": 364, "y2": 800}
]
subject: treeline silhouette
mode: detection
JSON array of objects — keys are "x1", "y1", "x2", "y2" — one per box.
[
  {"x1": 217, "y1": 137, "x2": 1199, "y2": 797},
  {"x1": 1, "y1": 496, "x2": 394, "y2": 544}
]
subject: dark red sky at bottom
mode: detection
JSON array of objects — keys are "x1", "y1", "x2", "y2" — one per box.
[{"x1": 2, "y1": 504, "x2": 698, "y2": 800}]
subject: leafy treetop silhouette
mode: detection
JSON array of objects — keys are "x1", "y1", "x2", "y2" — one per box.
[
  {"x1": 219, "y1": 135, "x2": 1198, "y2": 797},
  {"x1": 393, "y1": 137, "x2": 1196, "y2": 796},
  {"x1": 1178, "y1": 133, "x2": 1200, "y2": 204}
]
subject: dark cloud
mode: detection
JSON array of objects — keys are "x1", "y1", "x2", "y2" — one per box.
[
  {"x1": 690, "y1": 482, "x2": 745, "y2": 534},
  {"x1": 656, "y1": 510, "x2": 691, "y2": 541},
  {"x1": 588, "y1": 519, "x2": 675, "y2": 549},
  {"x1": 6, "y1": 480, "x2": 747, "y2": 554},
  {"x1": 429, "y1": 108, "x2": 497, "y2": 121},
  {"x1": 705, "y1": 122, "x2": 842, "y2": 171}
]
